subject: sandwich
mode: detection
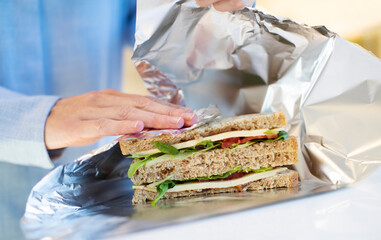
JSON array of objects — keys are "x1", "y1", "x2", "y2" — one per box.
[{"x1": 119, "y1": 112, "x2": 299, "y2": 205}]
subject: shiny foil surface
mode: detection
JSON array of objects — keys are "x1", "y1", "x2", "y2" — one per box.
[
  {"x1": 133, "y1": 0, "x2": 381, "y2": 184},
  {"x1": 22, "y1": 1, "x2": 381, "y2": 239}
]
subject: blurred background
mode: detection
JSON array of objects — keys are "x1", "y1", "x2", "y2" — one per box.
[
  {"x1": 256, "y1": 0, "x2": 381, "y2": 57},
  {"x1": 122, "y1": 0, "x2": 381, "y2": 95}
]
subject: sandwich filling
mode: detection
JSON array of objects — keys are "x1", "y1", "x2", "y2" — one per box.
[
  {"x1": 127, "y1": 129, "x2": 289, "y2": 179},
  {"x1": 134, "y1": 167, "x2": 288, "y2": 205},
  {"x1": 132, "y1": 127, "x2": 285, "y2": 156}
]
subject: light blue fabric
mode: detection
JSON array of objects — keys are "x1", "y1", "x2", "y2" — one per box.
[
  {"x1": 0, "y1": 88, "x2": 59, "y2": 168},
  {"x1": 0, "y1": 0, "x2": 135, "y2": 97},
  {"x1": 0, "y1": 1, "x2": 136, "y2": 239}
]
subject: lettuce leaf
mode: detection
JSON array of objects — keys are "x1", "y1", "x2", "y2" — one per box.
[
  {"x1": 196, "y1": 140, "x2": 215, "y2": 148},
  {"x1": 195, "y1": 166, "x2": 243, "y2": 180},
  {"x1": 264, "y1": 129, "x2": 279, "y2": 135},
  {"x1": 153, "y1": 141, "x2": 179, "y2": 155},
  {"x1": 178, "y1": 140, "x2": 217, "y2": 154},
  {"x1": 152, "y1": 180, "x2": 176, "y2": 206},
  {"x1": 128, "y1": 140, "x2": 221, "y2": 178},
  {"x1": 146, "y1": 141, "x2": 222, "y2": 168},
  {"x1": 252, "y1": 166, "x2": 274, "y2": 173},
  {"x1": 265, "y1": 130, "x2": 288, "y2": 142},
  {"x1": 128, "y1": 152, "x2": 162, "y2": 178},
  {"x1": 199, "y1": 140, "x2": 221, "y2": 151}
]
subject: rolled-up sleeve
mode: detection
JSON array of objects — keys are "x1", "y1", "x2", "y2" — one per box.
[{"x1": 0, "y1": 87, "x2": 60, "y2": 168}]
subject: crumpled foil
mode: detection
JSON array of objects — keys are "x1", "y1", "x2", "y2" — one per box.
[
  {"x1": 22, "y1": 1, "x2": 381, "y2": 239},
  {"x1": 133, "y1": 0, "x2": 381, "y2": 184}
]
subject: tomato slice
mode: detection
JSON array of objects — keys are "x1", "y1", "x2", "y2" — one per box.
[
  {"x1": 240, "y1": 136, "x2": 263, "y2": 143},
  {"x1": 221, "y1": 137, "x2": 241, "y2": 148},
  {"x1": 223, "y1": 171, "x2": 244, "y2": 180},
  {"x1": 265, "y1": 133, "x2": 278, "y2": 139},
  {"x1": 198, "y1": 171, "x2": 245, "y2": 183},
  {"x1": 240, "y1": 134, "x2": 278, "y2": 144},
  {"x1": 221, "y1": 133, "x2": 280, "y2": 148}
]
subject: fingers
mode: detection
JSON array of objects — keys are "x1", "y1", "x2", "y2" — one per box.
[
  {"x1": 146, "y1": 96, "x2": 198, "y2": 126},
  {"x1": 195, "y1": 0, "x2": 245, "y2": 12},
  {"x1": 99, "y1": 89, "x2": 191, "y2": 112},
  {"x1": 80, "y1": 119, "x2": 144, "y2": 139},
  {"x1": 80, "y1": 106, "x2": 185, "y2": 129},
  {"x1": 90, "y1": 90, "x2": 197, "y2": 126}
]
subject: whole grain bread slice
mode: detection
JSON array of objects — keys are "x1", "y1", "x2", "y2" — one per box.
[
  {"x1": 131, "y1": 137, "x2": 298, "y2": 185},
  {"x1": 119, "y1": 112, "x2": 286, "y2": 155},
  {"x1": 132, "y1": 169, "x2": 298, "y2": 204}
]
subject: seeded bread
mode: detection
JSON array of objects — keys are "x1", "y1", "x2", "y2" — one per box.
[
  {"x1": 132, "y1": 169, "x2": 298, "y2": 204},
  {"x1": 119, "y1": 112, "x2": 286, "y2": 155},
  {"x1": 131, "y1": 137, "x2": 297, "y2": 185}
]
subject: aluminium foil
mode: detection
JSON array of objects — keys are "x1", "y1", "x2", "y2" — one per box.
[{"x1": 21, "y1": 1, "x2": 381, "y2": 239}]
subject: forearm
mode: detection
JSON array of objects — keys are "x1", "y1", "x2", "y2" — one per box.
[{"x1": 0, "y1": 87, "x2": 60, "y2": 168}]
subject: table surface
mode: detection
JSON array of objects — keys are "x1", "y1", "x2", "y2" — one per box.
[{"x1": 122, "y1": 167, "x2": 381, "y2": 240}]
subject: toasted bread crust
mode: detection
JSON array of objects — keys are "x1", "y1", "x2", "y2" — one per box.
[
  {"x1": 119, "y1": 112, "x2": 286, "y2": 155},
  {"x1": 130, "y1": 137, "x2": 298, "y2": 185},
  {"x1": 132, "y1": 169, "x2": 298, "y2": 204}
]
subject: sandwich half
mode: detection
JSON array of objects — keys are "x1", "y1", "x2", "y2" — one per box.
[{"x1": 119, "y1": 112, "x2": 299, "y2": 205}]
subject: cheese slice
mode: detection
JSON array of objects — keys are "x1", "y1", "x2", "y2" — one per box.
[
  {"x1": 133, "y1": 128, "x2": 283, "y2": 156},
  {"x1": 133, "y1": 167, "x2": 287, "y2": 192},
  {"x1": 145, "y1": 151, "x2": 195, "y2": 168}
]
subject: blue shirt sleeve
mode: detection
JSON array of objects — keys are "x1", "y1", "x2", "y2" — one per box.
[{"x1": 0, "y1": 87, "x2": 60, "y2": 168}]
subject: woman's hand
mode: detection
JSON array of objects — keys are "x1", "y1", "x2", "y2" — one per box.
[{"x1": 45, "y1": 89, "x2": 197, "y2": 150}]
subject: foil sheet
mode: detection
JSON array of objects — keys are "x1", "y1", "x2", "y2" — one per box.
[
  {"x1": 133, "y1": 0, "x2": 381, "y2": 184},
  {"x1": 22, "y1": 1, "x2": 381, "y2": 239}
]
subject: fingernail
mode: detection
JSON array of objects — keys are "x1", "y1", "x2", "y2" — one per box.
[
  {"x1": 135, "y1": 121, "x2": 144, "y2": 131},
  {"x1": 190, "y1": 114, "x2": 198, "y2": 125},
  {"x1": 181, "y1": 113, "x2": 198, "y2": 125},
  {"x1": 171, "y1": 117, "x2": 184, "y2": 128}
]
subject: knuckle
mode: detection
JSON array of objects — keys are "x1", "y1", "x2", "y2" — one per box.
[
  {"x1": 135, "y1": 96, "x2": 151, "y2": 108},
  {"x1": 118, "y1": 106, "x2": 134, "y2": 119},
  {"x1": 86, "y1": 91, "x2": 102, "y2": 102},
  {"x1": 165, "y1": 109, "x2": 179, "y2": 117},
  {"x1": 94, "y1": 118, "x2": 108, "y2": 136}
]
